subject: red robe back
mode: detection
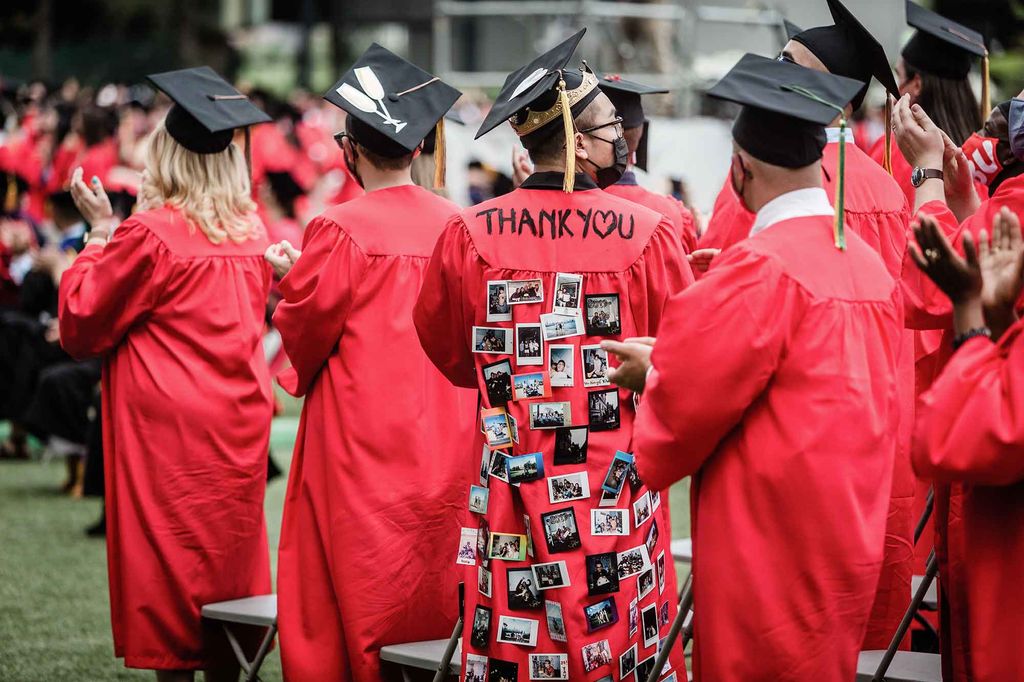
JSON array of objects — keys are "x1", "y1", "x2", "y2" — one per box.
[
  {"x1": 415, "y1": 172, "x2": 692, "y2": 682},
  {"x1": 58, "y1": 206, "x2": 274, "y2": 669},
  {"x1": 635, "y1": 215, "x2": 902, "y2": 681},
  {"x1": 273, "y1": 184, "x2": 477, "y2": 681}
]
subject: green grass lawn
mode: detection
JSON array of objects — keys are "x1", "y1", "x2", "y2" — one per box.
[{"x1": 0, "y1": 415, "x2": 688, "y2": 681}]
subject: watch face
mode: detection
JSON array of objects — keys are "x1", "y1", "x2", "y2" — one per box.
[{"x1": 912, "y1": 168, "x2": 924, "y2": 187}]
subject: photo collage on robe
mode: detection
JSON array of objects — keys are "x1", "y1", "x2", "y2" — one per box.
[{"x1": 460, "y1": 271, "x2": 679, "y2": 682}]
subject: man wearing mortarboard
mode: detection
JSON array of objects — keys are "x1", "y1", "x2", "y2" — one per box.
[
  {"x1": 269, "y1": 44, "x2": 476, "y2": 681},
  {"x1": 606, "y1": 54, "x2": 903, "y2": 680},
  {"x1": 414, "y1": 29, "x2": 691, "y2": 681}
]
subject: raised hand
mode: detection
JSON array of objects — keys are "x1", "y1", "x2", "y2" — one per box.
[
  {"x1": 909, "y1": 213, "x2": 982, "y2": 305},
  {"x1": 978, "y1": 207, "x2": 1024, "y2": 337},
  {"x1": 69, "y1": 167, "x2": 116, "y2": 233},
  {"x1": 893, "y1": 95, "x2": 944, "y2": 171},
  {"x1": 601, "y1": 339, "x2": 655, "y2": 393},
  {"x1": 512, "y1": 149, "x2": 534, "y2": 188},
  {"x1": 941, "y1": 131, "x2": 980, "y2": 222},
  {"x1": 687, "y1": 248, "x2": 720, "y2": 274},
  {"x1": 265, "y1": 240, "x2": 301, "y2": 279}
]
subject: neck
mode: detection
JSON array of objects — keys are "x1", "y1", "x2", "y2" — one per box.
[
  {"x1": 358, "y1": 165, "x2": 415, "y2": 193},
  {"x1": 748, "y1": 163, "x2": 823, "y2": 213},
  {"x1": 532, "y1": 162, "x2": 568, "y2": 174}
]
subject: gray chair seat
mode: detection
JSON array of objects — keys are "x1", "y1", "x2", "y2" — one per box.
[
  {"x1": 200, "y1": 595, "x2": 277, "y2": 682},
  {"x1": 380, "y1": 638, "x2": 461, "y2": 674},
  {"x1": 856, "y1": 651, "x2": 941, "y2": 682},
  {"x1": 911, "y1": 575, "x2": 938, "y2": 610},
  {"x1": 670, "y1": 538, "x2": 692, "y2": 564}
]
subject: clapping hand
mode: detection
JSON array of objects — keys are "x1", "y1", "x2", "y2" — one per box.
[
  {"x1": 601, "y1": 337, "x2": 656, "y2": 393},
  {"x1": 978, "y1": 207, "x2": 1024, "y2": 337},
  {"x1": 910, "y1": 214, "x2": 981, "y2": 304},
  {"x1": 265, "y1": 240, "x2": 301, "y2": 279},
  {"x1": 511, "y1": 149, "x2": 534, "y2": 188},
  {"x1": 892, "y1": 95, "x2": 944, "y2": 171},
  {"x1": 69, "y1": 167, "x2": 115, "y2": 234}
]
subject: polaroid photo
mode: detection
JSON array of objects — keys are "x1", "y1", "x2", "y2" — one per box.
[
  {"x1": 457, "y1": 527, "x2": 477, "y2": 566},
  {"x1": 469, "y1": 485, "x2": 489, "y2": 514},
  {"x1": 638, "y1": 568, "x2": 655, "y2": 600},
  {"x1": 656, "y1": 551, "x2": 666, "y2": 595},
  {"x1": 552, "y1": 273, "x2": 583, "y2": 315},
  {"x1": 476, "y1": 521, "x2": 489, "y2": 563},
  {"x1": 481, "y1": 407, "x2": 513, "y2": 450},
  {"x1": 601, "y1": 451, "x2": 634, "y2": 495},
  {"x1": 516, "y1": 323, "x2": 544, "y2": 366},
  {"x1": 594, "y1": 677, "x2": 613, "y2": 682},
  {"x1": 473, "y1": 326, "x2": 513, "y2": 355},
  {"x1": 497, "y1": 615, "x2": 539, "y2": 646},
  {"x1": 540, "y1": 313, "x2": 585, "y2": 341},
  {"x1": 512, "y1": 371, "x2": 551, "y2": 401},
  {"x1": 478, "y1": 565, "x2": 492, "y2": 598},
  {"x1": 645, "y1": 518, "x2": 660, "y2": 556},
  {"x1": 487, "y1": 532, "x2": 527, "y2": 562},
  {"x1": 641, "y1": 603, "x2": 661, "y2": 648},
  {"x1": 581, "y1": 639, "x2": 612, "y2": 673},
  {"x1": 545, "y1": 600, "x2": 567, "y2": 643},
  {"x1": 540, "y1": 508, "x2": 582, "y2": 554},
  {"x1": 508, "y1": 278, "x2": 544, "y2": 305},
  {"x1": 547, "y1": 344, "x2": 575, "y2": 388},
  {"x1": 547, "y1": 471, "x2": 590, "y2": 504},
  {"x1": 633, "y1": 490, "x2": 653, "y2": 528},
  {"x1": 628, "y1": 597, "x2": 639, "y2": 637},
  {"x1": 478, "y1": 444, "x2": 490, "y2": 486},
  {"x1": 588, "y1": 388, "x2": 621, "y2": 432},
  {"x1": 507, "y1": 567, "x2": 543, "y2": 610},
  {"x1": 524, "y1": 513, "x2": 535, "y2": 558},
  {"x1": 487, "y1": 280, "x2": 512, "y2": 322},
  {"x1": 529, "y1": 653, "x2": 569, "y2": 680},
  {"x1": 635, "y1": 654, "x2": 657, "y2": 682},
  {"x1": 532, "y1": 560, "x2": 570, "y2": 591},
  {"x1": 581, "y1": 345, "x2": 611, "y2": 387},
  {"x1": 660, "y1": 601, "x2": 670, "y2": 627},
  {"x1": 489, "y1": 449, "x2": 511, "y2": 484},
  {"x1": 465, "y1": 653, "x2": 488, "y2": 682},
  {"x1": 584, "y1": 293, "x2": 622, "y2": 336},
  {"x1": 598, "y1": 487, "x2": 622, "y2": 507},
  {"x1": 482, "y1": 359, "x2": 514, "y2": 405},
  {"x1": 488, "y1": 658, "x2": 518, "y2": 682},
  {"x1": 509, "y1": 414, "x2": 520, "y2": 444},
  {"x1": 617, "y1": 545, "x2": 652, "y2": 579},
  {"x1": 591, "y1": 508, "x2": 628, "y2": 536},
  {"x1": 470, "y1": 604, "x2": 492, "y2": 649},
  {"x1": 627, "y1": 462, "x2": 643, "y2": 493},
  {"x1": 584, "y1": 597, "x2": 619, "y2": 633},
  {"x1": 652, "y1": 489, "x2": 661, "y2": 511},
  {"x1": 585, "y1": 552, "x2": 620, "y2": 596},
  {"x1": 529, "y1": 401, "x2": 572, "y2": 430},
  {"x1": 619, "y1": 642, "x2": 638, "y2": 678},
  {"x1": 507, "y1": 452, "x2": 545, "y2": 484},
  {"x1": 553, "y1": 426, "x2": 588, "y2": 465}
]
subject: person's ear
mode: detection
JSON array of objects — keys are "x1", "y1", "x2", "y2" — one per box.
[
  {"x1": 907, "y1": 73, "x2": 923, "y2": 100},
  {"x1": 574, "y1": 131, "x2": 589, "y2": 162},
  {"x1": 412, "y1": 142, "x2": 422, "y2": 159}
]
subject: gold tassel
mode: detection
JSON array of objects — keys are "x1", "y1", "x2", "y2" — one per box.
[
  {"x1": 834, "y1": 115, "x2": 847, "y2": 251},
  {"x1": 982, "y1": 52, "x2": 991, "y2": 126},
  {"x1": 558, "y1": 77, "x2": 575, "y2": 193},
  {"x1": 883, "y1": 97, "x2": 893, "y2": 176},
  {"x1": 433, "y1": 117, "x2": 446, "y2": 190},
  {"x1": 4, "y1": 175, "x2": 16, "y2": 214}
]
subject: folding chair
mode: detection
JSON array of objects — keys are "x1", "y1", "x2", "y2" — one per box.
[{"x1": 200, "y1": 594, "x2": 277, "y2": 682}]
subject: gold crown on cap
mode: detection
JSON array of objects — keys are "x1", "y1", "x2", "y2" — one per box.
[{"x1": 511, "y1": 66, "x2": 600, "y2": 137}]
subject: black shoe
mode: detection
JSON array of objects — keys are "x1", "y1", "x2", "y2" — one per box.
[{"x1": 85, "y1": 514, "x2": 106, "y2": 538}]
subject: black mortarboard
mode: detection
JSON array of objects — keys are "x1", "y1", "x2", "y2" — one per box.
[
  {"x1": 475, "y1": 29, "x2": 601, "y2": 191},
  {"x1": 784, "y1": 19, "x2": 804, "y2": 42},
  {"x1": 597, "y1": 74, "x2": 668, "y2": 172},
  {"x1": 147, "y1": 66, "x2": 270, "y2": 155},
  {"x1": 902, "y1": 1, "x2": 987, "y2": 79},
  {"x1": 324, "y1": 43, "x2": 461, "y2": 187},
  {"x1": 791, "y1": 0, "x2": 899, "y2": 110},
  {"x1": 710, "y1": 53, "x2": 865, "y2": 249}
]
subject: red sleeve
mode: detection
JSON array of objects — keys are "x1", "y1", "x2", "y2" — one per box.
[
  {"x1": 901, "y1": 200, "x2": 966, "y2": 330},
  {"x1": 913, "y1": 323, "x2": 1024, "y2": 486},
  {"x1": 58, "y1": 219, "x2": 161, "y2": 359},
  {"x1": 413, "y1": 217, "x2": 479, "y2": 389},
  {"x1": 626, "y1": 219, "x2": 694, "y2": 338},
  {"x1": 634, "y1": 244, "x2": 797, "y2": 490},
  {"x1": 272, "y1": 216, "x2": 368, "y2": 396}
]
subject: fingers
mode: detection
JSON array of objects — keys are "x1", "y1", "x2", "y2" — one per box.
[
  {"x1": 978, "y1": 227, "x2": 992, "y2": 262},
  {"x1": 621, "y1": 337, "x2": 656, "y2": 346},
  {"x1": 1007, "y1": 209, "x2": 1023, "y2": 250},
  {"x1": 963, "y1": 231, "x2": 979, "y2": 270},
  {"x1": 911, "y1": 103, "x2": 936, "y2": 132},
  {"x1": 281, "y1": 240, "x2": 302, "y2": 261},
  {"x1": 599, "y1": 340, "x2": 634, "y2": 361},
  {"x1": 908, "y1": 241, "x2": 930, "y2": 272}
]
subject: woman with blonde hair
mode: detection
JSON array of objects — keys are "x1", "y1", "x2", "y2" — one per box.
[{"x1": 58, "y1": 67, "x2": 274, "y2": 682}]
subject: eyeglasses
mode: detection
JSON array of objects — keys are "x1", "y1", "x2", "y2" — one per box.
[
  {"x1": 333, "y1": 131, "x2": 351, "y2": 150},
  {"x1": 777, "y1": 53, "x2": 796, "y2": 64},
  {"x1": 579, "y1": 116, "x2": 624, "y2": 136}
]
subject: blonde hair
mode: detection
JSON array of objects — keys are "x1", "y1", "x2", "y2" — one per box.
[{"x1": 140, "y1": 122, "x2": 260, "y2": 244}]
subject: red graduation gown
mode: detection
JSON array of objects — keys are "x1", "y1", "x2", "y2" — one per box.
[
  {"x1": 415, "y1": 172, "x2": 692, "y2": 682},
  {"x1": 635, "y1": 214, "x2": 902, "y2": 681},
  {"x1": 913, "y1": 325, "x2": 1024, "y2": 682},
  {"x1": 58, "y1": 206, "x2": 274, "y2": 669},
  {"x1": 273, "y1": 185, "x2": 476, "y2": 682},
  {"x1": 605, "y1": 173, "x2": 699, "y2": 254}
]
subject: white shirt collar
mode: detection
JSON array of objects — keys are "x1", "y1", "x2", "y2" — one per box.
[
  {"x1": 826, "y1": 127, "x2": 856, "y2": 144},
  {"x1": 750, "y1": 187, "x2": 834, "y2": 237}
]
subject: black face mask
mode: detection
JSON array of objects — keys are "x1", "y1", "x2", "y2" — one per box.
[{"x1": 585, "y1": 134, "x2": 629, "y2": 188}]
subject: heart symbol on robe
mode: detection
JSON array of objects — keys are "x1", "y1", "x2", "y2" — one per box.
[{"x1": 591, "y1": 210, "x2": 619, "y2": 239}]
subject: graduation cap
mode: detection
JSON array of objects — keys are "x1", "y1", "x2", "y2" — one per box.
[
  {"x1": 476, "y1": 29, "x2": 601, "y2": 192},
  {"x1": 902, "y1": 1, "x2": 989, "y2": 121},
  {"x1": 597, "y1": 74, "x2": 667, "y2": 172},
  {"x1": 709, "y1": 53, "x2": 865, "y2": 250},
  {"x1": 784, "y1": 19, "x2": 803, "y2": 42},
  {"x1": 147, "y1": 66, "x2": 270, "y2": 157},
  {"x1": 324, "y1": 43, "x2": 461, "y2": 188}
]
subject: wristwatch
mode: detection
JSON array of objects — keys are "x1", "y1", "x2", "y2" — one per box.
[{"x1": 911, "y1": 167, "x2": 944, "y2": 188}]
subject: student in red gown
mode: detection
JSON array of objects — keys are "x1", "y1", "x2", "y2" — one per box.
[
  {"x1": 598, "y1": 74, "x2": 698, "y2": 254},
  {"x1": 415, "y1": 30, "x2": 691, "y2": 682},
  {"x1": 58, "y1": 67, "x2": 274, "y2": 681},
  {"x1": 608, "y1": 55, "x2": 902, "y2": 681},
  {"x1": 270, "y1": 45, "x2": 475, "y2": 682},
  {"x1": 908, "y1": 205, "x2": 1024, "y2": 682}
]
